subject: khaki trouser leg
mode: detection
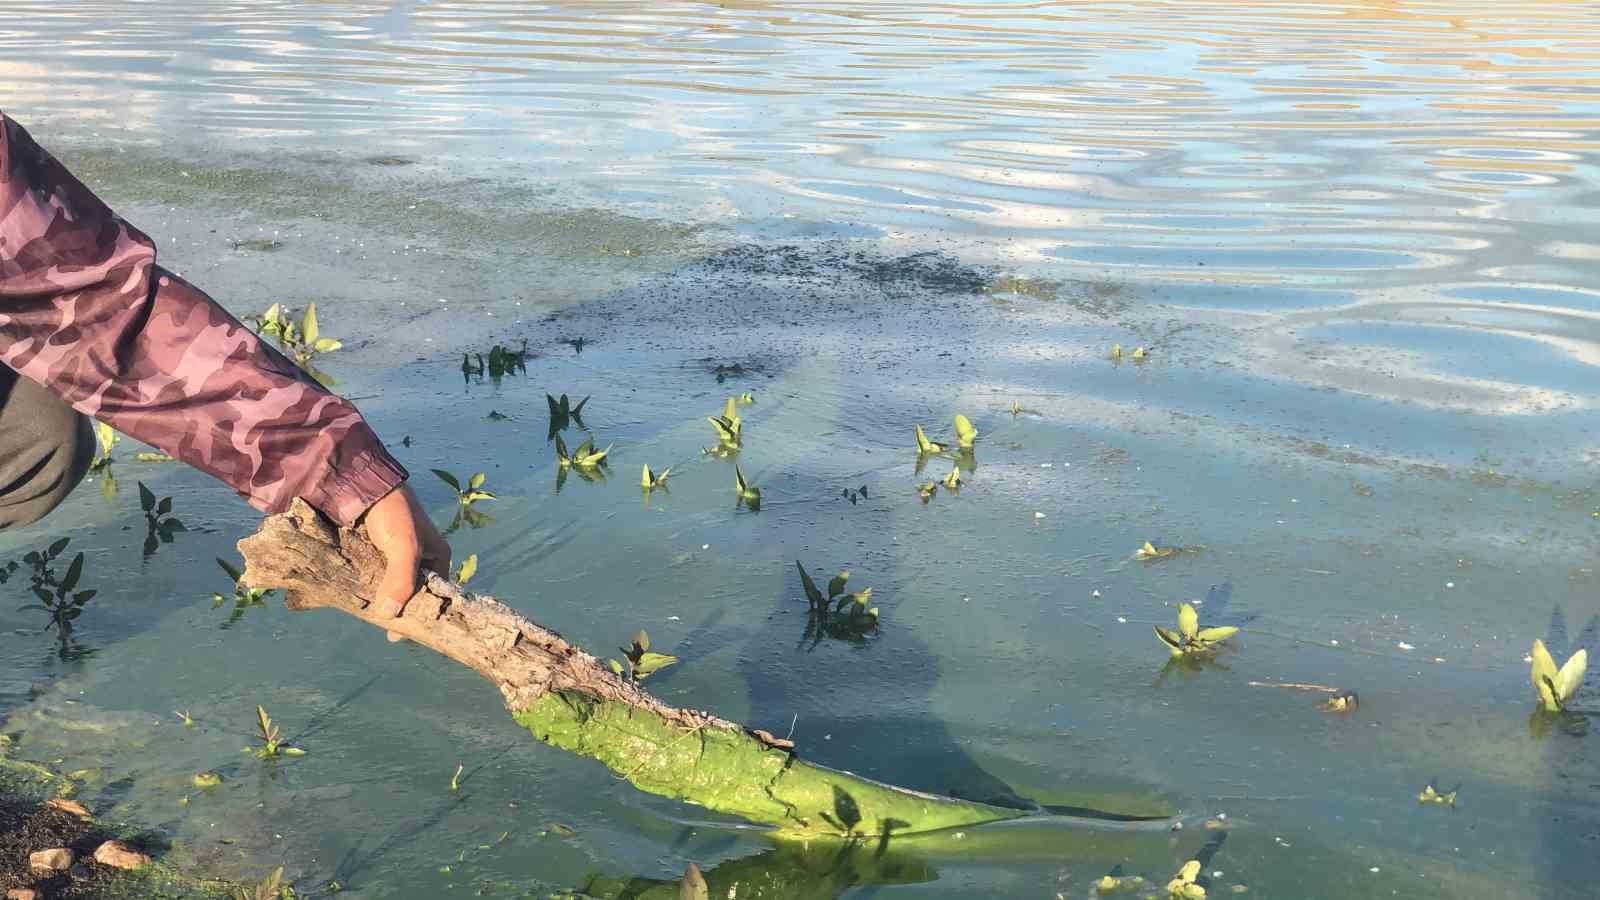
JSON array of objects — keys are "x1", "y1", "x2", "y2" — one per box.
[{"x1": 0, "y1": 365, "x2": 94, "y2": 531}]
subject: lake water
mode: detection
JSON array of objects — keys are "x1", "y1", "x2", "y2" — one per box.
[{"x1": 3, "y1": 2, "x2": 1599, "y2": 897}]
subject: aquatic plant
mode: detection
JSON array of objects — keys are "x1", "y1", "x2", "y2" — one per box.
[
  {"x1": 1530, "y1": 639, "x2": 1586, "y2": 712},
  {"x1": 708, "y1": 397, "x2": 743, "y2": 448},
  {"x1": 138, "y1": 482, "x2": 188, "y2": 556},
  {"x1": 450, "y1": 763, "x2": 464, "y2": 792},
  {"x1": 546, "y1": 392, "x2": 590, "y2": 424},
  {"x1": 248, "y1": 705, "x2": 306, "y2": 759},
  {"x1": 192, "y1": 771, "x2": 222, "y2": 789},
  {"x1": 734, "y1": 466, "x2": 761, "y2": 510},
  {"x1": 738, "y1": 392, "x2": 755, "y2": 405},
  {"x1": 90, "y1": 421, "x2": 119, "y2": 471},
  {"x1": 914, "y1": 424, "x2": 947, "y2": 454},
  {"x1": 841, "y1": 484, "x2": 868, "y2": 505},
  {"x1": 1111, "y1": 343, "x2": 1123, "y2": 361},
  {"x1": 249, "y1": 302, "x2": 342, "y2": 365},
  {"x1": 641, "y1": 465, "x2": 671, "y2": 491},
  {"x1": 1134, "y1": 541, "x2": 1178, "y2": 561},
  {"x1": 796, "y1": 562, "x2": 878, "y2": 649},
  {"x1": 953, "y1": 414, "x2": 977, "y2": 449},
  {"x1": 213, "y1": 557, "x2": 276, "y2": 627},
  {"x1": 432, "y1": 469, "x2": 496, "y2": 506},
  {"x1": 16, "y1": 538, "x2": 95, "y2": 634},
  {"x1": 454, "y1": 554, "x2": 478, "y2": 586},
  {"x1": 1010, "y1": 400, "x2": 1022, "y2": 417},
  {"x1": 1165, "y1": 859, "x2": 1206, "y2": 899},
  {"x1": 917, "y1": 481, "x2": 938, "y2": 502},
  {"x1": 555, "y1": 434, "x2": 610, "y2": 469},
  {"x1": 941, "y1": 463, "x2": 963, "y2": 490},
  {"x1": 1153, "y1": 602, "x2": 1238, "y2": 657},
  {"x1": 232, "y1": 866, "x2": 291, "y2": 900},
  {"x1": 461, "y1": 342, "x2": 528, "y2": 382},
  {"x1": 607, "y1": 630, "x2": 678, "y2": 682},
  {"x1": 1132, "y1": 346, "x2": 1148, "y2": 362},
  {"x1": 1417, "y1": 782, "x2": 1457, "y2": 806},
  {"x1": 1318, "y1": 690, "x2": 1359, "y2": 713}
]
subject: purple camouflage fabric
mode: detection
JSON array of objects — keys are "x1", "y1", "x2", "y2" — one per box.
[{"x1": 0, "y1": 108, "x2": 407, "y2": 526}]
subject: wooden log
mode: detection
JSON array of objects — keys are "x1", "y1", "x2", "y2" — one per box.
[{"x1": 238, "y1": 499, "x2": 1022, "y2": 838}]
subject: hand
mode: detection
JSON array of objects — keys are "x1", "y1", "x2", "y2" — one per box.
[{"x1": 362, "y1": 483, "x2": 451, "y2": 642}]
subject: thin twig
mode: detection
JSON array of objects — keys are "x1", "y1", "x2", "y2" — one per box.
[{"x1": 1247, "y1": 681, "x2": 1341, "y2": 693}]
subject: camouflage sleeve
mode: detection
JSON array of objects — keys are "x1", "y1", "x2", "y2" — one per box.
[{"x1": 0, "y1": 108, "x2": 407, "y2": 526}]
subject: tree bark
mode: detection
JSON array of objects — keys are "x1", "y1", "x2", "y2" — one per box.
[{"x1": 238, "y1": 499, "x2": 1022, "y2": 838}]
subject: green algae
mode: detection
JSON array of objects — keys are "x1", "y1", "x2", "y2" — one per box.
[{"x1": 513, "y1": 691, "x2": 1023, "y2": 838}]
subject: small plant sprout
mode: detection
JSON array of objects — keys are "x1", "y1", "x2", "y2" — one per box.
[
  {"x1": 233, "y1": 866, "x2": 288, "y2": 900},
  {"x1": 17, "y1": 542, "x2": 95, "y2": 634},
  {"x1": 1111, "y1": 343, "x2": 1123, "y2": 361},
  {"x1": 213, "y1": 557, "x2": 276, "y2": 624},
  {"x1": 1154, "y1": 602, "x2": 1239, "y2": 657},
  {"x1": 138, "y1": 482, "x2": 188, "y2": 556},
  {"x1": 432, "y1": 469, "x2": 496, "y2": 505},
  {"x1": 1134, "y1": 541, "x2": 1179, "y2": 561},
  {"x1": 1318, "y1": 690, "x2": 1359, "y2": 713},
  {"x1": 545, "y1": 392, "x2": 590, "y2": 424},
  {"x1": 1132, "y1": 346, "x2": 1148, "y2": 362},
  {"x1": 917, "y1": 481, "x2": 938, "y2": 502},
  {"x1": 797, "y1": 561, "x2": 878, "y2": 632},
  {"x1": 454, "y1": 554, "x2": 478, "y2": 585},
  {"x1": 1530, "y1": 639, "x2": 1586, "y2": 712},
  {"x1": 91, "y1": 421, "x2": 119, "y2": 471},
  {"x1": 1010, "y1": 400, "x2": 1022, "y2": 417},
  {"x1": 734, "y1": 466, "x2": 761, "y2": 510},
  {"x1": 953, "y1": 414, "x2": 977, "y2": 449},
  {"x1": 175, "y1": 710, "x2": 196, "y2": 727},
  {"x1": 1166, "y1": 859, "x2": 1205, "y2": 899},
  {"x1": 1095, "y1": 871, "x2": 1145, "y2": 894},
  {"x1": 451, "y1": 763, "x2": 464, "y2": 792},
  {"x1": 738, "y1": 392, "x2": 755, "y2": 405},
  {"x1": 1418, "y1": 782, "x2": 1457, "y2": 806},
  {"x1": 555, "y1": 434, "x2": 610, "y2": 469},
  {"x1": 641, "y1": 464, "x2": 671, "y2": 491},
  {"x1": 251, "y1": 303, "x2": 342, "y2": 365},
  {"x1": 609, "y1": 630, "x2": 678, "y2": 682},
  {"x1": 941, "y1": 463, "x2": 963, "y2": 490},
  {"x1": 914, "y1": 424, "x2": 947, "y2": 454},
  {"x1": 841, "y1": 484, "x2": 868, "y2": 505},
  {"x1": 192, "y1": 771, "x2": 222, "y2": 789},
  {"x1": 708, "y1": 399, "x2": 743, "y2": 448},
  {"x1": 248, "y1": 705, "x2": 306, "y2": 759}
]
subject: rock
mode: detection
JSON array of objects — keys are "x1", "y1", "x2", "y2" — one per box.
[
  {"x1": 92, "y1": 840, "x2": 151, "y2": 870},
  {"x1": 8, "y1": 888, "x2": 42, "y2": 900},
  {"x1": 28, "y1": 847, "x2": 73, "y2": 872},
  {"x1": 46, "y1": 797, "x2": 92, "y2": 819}
]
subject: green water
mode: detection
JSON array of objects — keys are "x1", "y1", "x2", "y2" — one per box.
[{"x1": 3, "y1": 2, "x2": 1599, "y2": 897}]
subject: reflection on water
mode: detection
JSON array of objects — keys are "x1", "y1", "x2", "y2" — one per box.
[{"x1": 2, "y1": 1, "x2": 1600, "y2": 899}]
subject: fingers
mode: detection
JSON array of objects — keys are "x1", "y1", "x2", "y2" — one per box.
[
  {"x1": 404, "y1": 487, "x2": 452, "y2": 576},
  {"x1": 364, "y1": 486, "x2": 422, "y2": 619}
]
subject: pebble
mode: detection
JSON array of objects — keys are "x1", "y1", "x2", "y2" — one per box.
[
  {"x1": 8, "y1": 889, "x2": 42, "y2": 900},
  {"x1": 93, "y1": 840, "x2": 151, "y2": 870},
  {"x1": 29, "y1": 848, "x2": 73, "y2": 873},
  {"x1": 46, "y1": 798, "x2": 91, "y2": 819}
]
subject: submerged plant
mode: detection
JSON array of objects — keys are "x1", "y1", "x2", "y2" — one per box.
[
  {"x1": 607, "y1": 630, "x2": 679, "y2": 682},
  {"x1": 1530, "y1": 639, "x2": 1586, "y2": 712},
  {"x1": 138, "y1": 482, "x2": 187, "y2": 557},
  {"x1": 432, "y1": 469, "x2": 496, "y2": 506},
  {"x1": 555, "y1": 434, "x2": 611, "y2": 469},
  {"x1": 796, "y1": 562, "x2": 878, "y2": 647},
  {"x1": 16, "y1": 539, "x2": 95, "y2": 634},
  {"x1": 248, "y1": 705, "x2": 306, "y2": 759},
  {"x1": 734, "y1": 466, "x2": 761, "y2": 510},
  {"x1": 1165, "y1": 859, "x2": 1205, "y2": 899},
  {"x1": 213, "y1": 557, "x2": 277, "y2": 627},
  {"x1": 233, "y1": 866, "x2": 291, "y2": 900},
  {"x1": 1154, "y1": 602, "x2": 1238, "y2": 657},
  {"x1": 641, "y1": 465, "x2": 671, "y2": 491}
]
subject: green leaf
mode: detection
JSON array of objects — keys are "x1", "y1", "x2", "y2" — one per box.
[
  {"x1": 133, "y1": 452, "x2": 175, "y2": 462},
  {"x1": 953, "y1": 414, "x2": 977, "y2": 448},
  {"x1": 1555, "y1": 648, "x2": 1587, "y2": 703},
  {"x1": 301, "y1": 303, "x2": 320, "y2": 345},
  {"x1": 1177, "y1": 603, "x2": 1199, "y2": 641},
  {"x1": 1532, "y1": 639, "x2": 1560, "y2": 709},
  {"x1": 555, "y1": 434, "x2": 571, "y2": 464},
  {"x1": 456, "y1": 554, "x2": 478, "y2": 585},
  {"x1": 47, "y1": 537, "x2": 71, "y2": 557},
  {"x1": 212, "y1": 593, "x2": 228, "y2": 609},
  {"x1": 61, "y1": 553, "x2": 84, "y2": 591},
  {"x1": 632, "y1": 629, "x2": 650, "y2": 652},
  {"x1": 796, "y1": 562, "x2": 824, "y2": 607},
  {"x1": 1153, "y1": 626, "x2": 1184, "y2": 653},
  {"x1": 1195, "y1": 626, "x2": 1238, "y2": 643},
  {"x1": 606, "y1": 659, "x2": 624, "y2": 676},
  {"x1": 73, "y1": 590, "x2": 96, "y2": 606},
  {"x1": 138, "y1": 482, "x2": 156, "y2": 512},
  {"x1": 217, "y1": 557, "x2": 244, "y2": 583},
  {"x1": 431, "y1": 469, "x2": 461, "y2": 491},
  {"x1": 735, "y1": 466, "x2": 748, "y2": 494},
  {"x1": 313, "y1": 338, "x2": 342, "y2": 353},
  {"x1": 633, "y1": 652, "x2": 679, "y2": 678},
  {"x1": 914, "y1": 424, "x2": 940, "y2": 454},
  {"x1": 281, "y1": 746, "x2": 307, "y2": 757},
  {"x1": 157, "y1": 495, "x2": 173, "y2": 516},
  {"x1": 641, "y1": 465, "x2": 655, "y2": 488},
  {"x1": 827, "y1": 572, "x2": 849, "y2": 600},
  {"x1": 468, "y1": 472, "x2": 487, "y2": 490}
]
